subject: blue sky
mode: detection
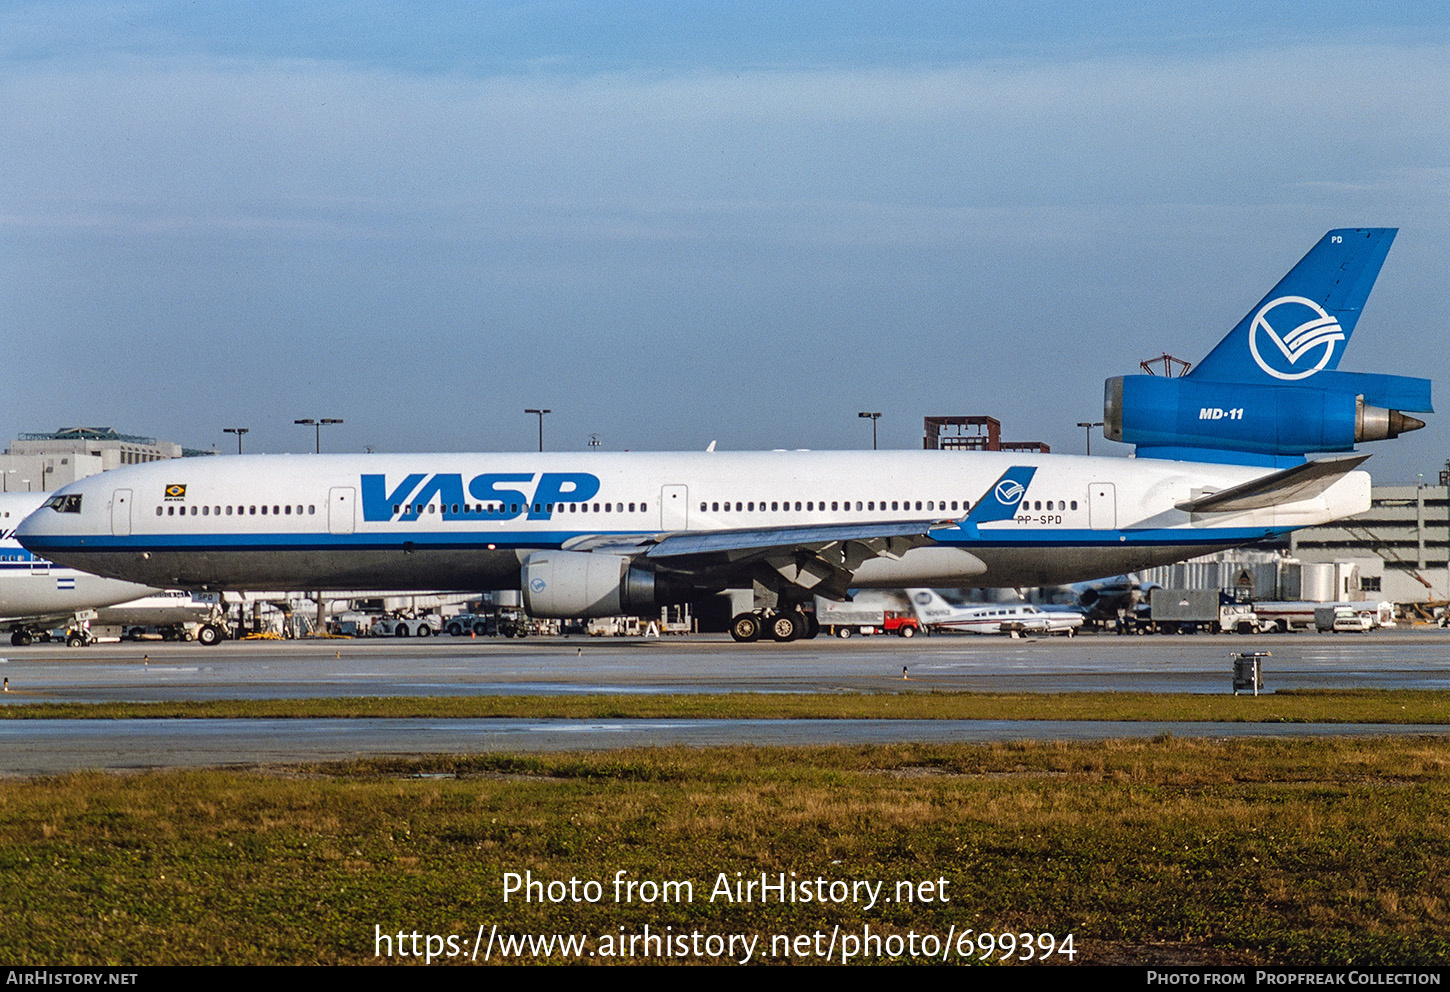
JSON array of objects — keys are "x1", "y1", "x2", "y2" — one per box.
[{"x1": 2, "y1": 2, "x2": 1447, "y2": 481}]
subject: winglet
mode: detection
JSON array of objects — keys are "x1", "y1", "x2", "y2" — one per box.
[{"x1": 956, "y1": 466, "x2": 1036, "y2": 535}]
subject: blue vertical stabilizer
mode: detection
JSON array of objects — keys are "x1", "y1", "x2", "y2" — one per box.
[{"x1": 1188, "y1": 228, "x2": 1395, "y2": 384}]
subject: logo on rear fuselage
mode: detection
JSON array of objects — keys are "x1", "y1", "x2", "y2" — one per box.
[
  {"x1": 361, "y1": 472, "x2": 602, "y2": 522},
  {"x1": 1248, "y1": 296, "x2": 1344, "y2": 381},
  {"x1": 994, "y1": 480, "x2": 1026, "y2": 505}
]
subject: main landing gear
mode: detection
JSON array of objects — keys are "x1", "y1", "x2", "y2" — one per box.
[{"x1": 729, "y1": 610, "x2": 821, "y2": 643}]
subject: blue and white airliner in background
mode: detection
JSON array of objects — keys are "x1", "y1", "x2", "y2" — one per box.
[
  {"x1": 17, "y1": 230, "x2": 1430, "y2": 642},
  {"x1": 0, "y1": 492, "x2": 162, "y2": 645}
]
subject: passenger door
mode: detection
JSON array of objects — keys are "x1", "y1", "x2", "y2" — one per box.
[
  {"x1": 1088, "y1": 483, "x2": 1116, "y2": 529},
  {"x1": 660, "y1": 485, "x2": 688, "y2": 530},
  {"x1": 328, "y1": 487, "x2": 355, "y2": 535},
  {"x1": 111, "y1": 489, "x2": 132, "y2": 537}
]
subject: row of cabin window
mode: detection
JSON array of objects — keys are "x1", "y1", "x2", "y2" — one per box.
[
  {"x1": 391, "y1": 502, "x2": 648, "y2": 515},
  {"x1": 697, "y1": 498, "x2": 1081, "y2": 513},
  {"x1": 158, "y1": 504, "x2": 317, "y2": 517},
  {"x1": 701, "y1": 499, "x2": 969, "y2": 513}
]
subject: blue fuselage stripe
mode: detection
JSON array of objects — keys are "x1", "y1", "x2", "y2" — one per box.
[{"x1": 22, "y1": 525, "x2": 1291, "y2": 555}]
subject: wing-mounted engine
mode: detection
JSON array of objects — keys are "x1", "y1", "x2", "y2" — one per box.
[{"x1": 521, "y1": 550, "x2": 691, "y2": 619}]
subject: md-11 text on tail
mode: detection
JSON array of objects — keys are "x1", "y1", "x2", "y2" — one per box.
[{"x1": 18, "y1": 229, "x2": 1429, "y2": 642}]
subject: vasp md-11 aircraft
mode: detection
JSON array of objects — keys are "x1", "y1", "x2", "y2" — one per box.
[{"x1": 18, "y1": 229, "x2": 1430, "y2": 642}]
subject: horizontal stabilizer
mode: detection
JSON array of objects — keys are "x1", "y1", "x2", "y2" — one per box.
[{"x1": 1175, "y1": 454, "x2": 1369, "y2": 513}]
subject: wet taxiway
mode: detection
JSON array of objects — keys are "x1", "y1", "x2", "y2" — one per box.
[{"x1": 1, "y1": 629, "x2": 1447, "y2": 775}]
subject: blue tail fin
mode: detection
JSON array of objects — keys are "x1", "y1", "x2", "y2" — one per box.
[
  {"x1": 965, "y1": 467, "x2": 1036, "y2": 525},
  {"x1": 1188, "y1": 228, "x2": 1395, "y2": 384}
]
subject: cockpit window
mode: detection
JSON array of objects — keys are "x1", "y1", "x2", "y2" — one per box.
[{"x1": 43, "y1": 494, "x2": 83, "y2": 513}]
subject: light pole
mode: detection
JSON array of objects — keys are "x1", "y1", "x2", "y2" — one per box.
[
  {"x1": 1076, "y1": 421, "x2": 1104, "y2": 456},
  {"x1": 525, "y1": 409, "x2": 551, "y2": 452},
  {"x1": 223, "y1": 427, "x2": 249, "y2": 454},
  {"x1": 295, "y1": 418, "x2": 343, "y2": 453},
  {"x1": 858, "y1": 411, "x2": 881, "y2": 450}
]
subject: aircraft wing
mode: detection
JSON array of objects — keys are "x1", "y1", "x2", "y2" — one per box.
[
  {"x1": 1175, "y1": 454, "x2": 1370, "y2": 513},
  {"x1": 567, "y1": 519, "x2": 946, "y2": 600},
  {"x1": 558, "y1": 466, "x2": 1037, "y2": 599}
]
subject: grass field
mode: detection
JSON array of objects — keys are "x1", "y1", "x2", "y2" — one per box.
[
  {"x1": 3, "y1": 687, "x2": 1450, "y2": 724},
  {"x1": 3, "y1": 733, "x2": 1449, "y2": 965}
]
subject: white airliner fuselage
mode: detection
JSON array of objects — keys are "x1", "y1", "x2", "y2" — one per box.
[{"x1": 15, "y1": 449, "x2": 1369, "y2": 607}]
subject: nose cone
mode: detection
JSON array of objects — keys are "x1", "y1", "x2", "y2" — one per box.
[
  {"x1": 14, "y1": 505, "x2": 54, "y2": 551},
  {"x1": 14, "y1": 489, "x2": 82, "y2": 554}
]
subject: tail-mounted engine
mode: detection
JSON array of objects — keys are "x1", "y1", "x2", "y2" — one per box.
[{"x1": 1105, "y1": 373, "x2": 1428, "y2": 460}]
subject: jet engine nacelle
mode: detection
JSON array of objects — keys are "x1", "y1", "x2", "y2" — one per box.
[
  {"x1": 521, "y1": 550, "x2": 676, "y2": 619},
  {"x1": 1104, "y1": 375, "x2": 1424, "y2": 457}
]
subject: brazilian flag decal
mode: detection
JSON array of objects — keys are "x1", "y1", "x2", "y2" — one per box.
[{"x1": 164, "y1": 484, "x2": 187, "y2": 500}]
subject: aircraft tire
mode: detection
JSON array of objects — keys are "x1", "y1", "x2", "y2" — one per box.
[
  {"x1": 197, "y1": 624, "x2": 222, "y2": 647},
  {"x1": 769, "y1": 612, "x2": 803, "y2": 642},
  {"x1": 729, "y1": 613, "x2": 763, "y2": 643},
  {"x1": 802, "y1": 614, "x2": 820, "y2": 639}
]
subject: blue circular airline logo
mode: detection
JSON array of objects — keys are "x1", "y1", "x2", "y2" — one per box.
[
  {"x1": 529, "y1": 578, "x2": 547, "y2": 593},
  {"x1": 994, "y1": 480, "x2": 1025, "y2": 505},
  {"x1": 1248, "y1": 295, "x2": 1345, "y2": 381},
  {"x1": 914, "y1": 591, "x2": 933, "y2": 605}
]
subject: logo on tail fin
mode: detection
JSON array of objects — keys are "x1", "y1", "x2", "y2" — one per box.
[
  {"x1": 994, "y1": 479, "x2": 1027, "y2": 505},
  {"x1": 961, "y1": 466, "x2": 1036, "y2": 527},
  {"x1": 1249, "y1": 296, "x2": 1345, "y2": 380}
]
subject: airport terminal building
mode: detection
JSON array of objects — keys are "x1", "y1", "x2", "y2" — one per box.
[
  {"x1": 0, "y1": 427, "x2": 210, "y2": 492},
  {"x1": 1288, "y1": 479, "x2": 1450, "y2": 605}
]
